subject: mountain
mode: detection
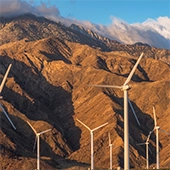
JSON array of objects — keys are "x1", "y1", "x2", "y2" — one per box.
[{"x1": 0, "y1": 14, "x2": 170, "y2": 170}]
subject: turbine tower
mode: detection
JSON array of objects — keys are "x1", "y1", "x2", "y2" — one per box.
[
  {"x1": 27, "y1": 121, "x2": 51, "y2": 170},
  {"x1": 153, "y1": 106, "x2": 160, "y2": 169},
  {"x1": 76, "y1": 118, "x2": 108, "y2": 170},
  {"x1": 108, "y1": 132, "x2": 113, "y2": 170},
  {"x1": 89, "y1": 53, "x2": 144, "y2": 170},
  {"x1": 0, "y1": 64, "x2": 16, "y2": 130},
  {"x1": 137, "y1": 131, "x2": 152, "y2": 169}
]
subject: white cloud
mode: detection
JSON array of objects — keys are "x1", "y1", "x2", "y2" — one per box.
[
  {"x1": 0, "y1": 0, "x2": 61, "y2": 17},
  {"x1": 141, "y1": 16, "x2": 170, "y2": 39},
  {"x1": 0, "y1": 0, "x2": 169, "y2": 49},
  {"x1": 71, "y1": 16, "x2": 170, "y2": 49},
  {"x1": 0, "y1": 0, "x2": 35, "y2": 16}
]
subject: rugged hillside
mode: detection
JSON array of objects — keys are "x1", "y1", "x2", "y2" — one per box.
[
  {"x1": 0, "y1": 14, "x2": 170, "y2": 170},
  {"x1": 0, "y1": 14, "x2": 170, "y2": 64}
]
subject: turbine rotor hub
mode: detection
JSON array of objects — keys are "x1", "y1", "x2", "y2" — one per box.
[{"x1": 122, "y1": 85, "x2": 131, "y2": 91}]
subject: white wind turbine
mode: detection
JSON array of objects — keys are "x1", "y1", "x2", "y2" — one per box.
[
  {"x1": 152, "y1": 106, "x2": 160, "y2": 169},
  {"x1": 27, "y1": 121, "x2": 51, "y2": 170},
  {"x1": 137, "y1": 131, "x2": 153, "y2": 169},
  {"x1": 0, "y1": 64, "x2": 16, "y2": 130},
  {"x1": 89, "y1": 53, "x2": 144, "y2": 170},
  {"x1": 108, "y1": 132, "x2": 113, "y2": 170},
  {"x1": 76, "y1": 118, "x2": 108, "y2": 170}
]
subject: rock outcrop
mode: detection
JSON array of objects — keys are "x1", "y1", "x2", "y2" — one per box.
[{"x1": 0, "y1": 14, "x2": 170, "y2": 169}]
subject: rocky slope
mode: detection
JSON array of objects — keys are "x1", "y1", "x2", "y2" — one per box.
[{"x1": 0, "y1": 14, "x2": 170, "y2": 169}]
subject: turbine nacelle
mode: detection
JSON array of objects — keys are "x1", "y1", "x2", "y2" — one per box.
[
  {"x1": 137, "y1": 131, "x2": 153, "y2": 169},
  {"x1": 27, "y1": 121, "x2": 51, "y2": 170},
  {"x1": 89, "y1": 53, "x2": 144, "y2": 170},
  {"x1": 145, "y1": 141, "x2": 149, "y2": 145},
  {"x1": 155, "y1": 126, "x2": 160, "y2": 130},
  {"x1": 121, "y1": 85, "x2": 131, "y2": 91},
  {"x1": 76, "y1": 119, "x2": 108, "y2": 170}
]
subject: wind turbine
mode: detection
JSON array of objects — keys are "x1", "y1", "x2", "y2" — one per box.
[
  {"x1": 108, "y1": 132, "x2": 113, "y2": 170},
  {"x1": 27, "y1": 121, "x2": 51, "y2": 170},
  {"x1": 0, "y1": 64, "x2": 12, "y2": 95},
  {"x1": 76, "y1": 118, "x2": 108, "y2": 170},
  {"x1": 89, "y1": 53, "x2": 144, "y2": 170},
  {"x1": 0, "y1": 64, "x2": 16, "y2": 130},
  {"x1": 137, "y1": 131, "x2": 153, "y2": 169},
  {"x1": 152, "y1": 106, "x2": 160, "y2": 169}
]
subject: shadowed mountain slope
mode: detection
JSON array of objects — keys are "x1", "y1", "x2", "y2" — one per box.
[{"x1": 0, "y1": 14, "x2": 170, "y2": 169}]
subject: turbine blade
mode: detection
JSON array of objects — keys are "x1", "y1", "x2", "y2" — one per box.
[
  {"x1": 33, "y1": 137, "x2": 37, "y2": 152},
  {"x1": 146, "y1": 130, "x2": 154, "y2": 142},
  {"x1": 136, "y1": 142, "x2": 145, "y2": 145},
  {"x1": 92, "y1": 122, "x2": 108, "y2": 131},
  {"x1": 160, "y1": 129, "x2": 170, "y2": 135},
  {"x1": 76, "y1": 119, "x2": 91, "y2": 131},
  {"x1": 0, "y1": 103, "x2": 16, "y2": 130},
  {"x1": 153, "y1": 106, "x2": 157, "y2": 127},
  {"x1": 128, "y1": 98, "x2": 140, "y2": 126},
  {"x1": 0, "y1": 64, "x2": 12, "y2": 94},
  {"x1": 89, "y1": 84, "x2": 122, "y2": 89},
  {"x1": 148, "y1": 146, "x2": 152, "y2": 154},
  {"x1": 38, "y1": 129, "x2": 51, "y2": 135},
  {"x1": 123, "y1": 53, "x2": 144, "y2": 86},
  {"x1": 27, "y1": 121, "x2": 37, "y2": 135}
]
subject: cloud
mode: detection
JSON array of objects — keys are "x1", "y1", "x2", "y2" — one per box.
[
  {"x1": 0, "y1": 0, "x2": 169, "y2": 49},
  {"x1": 36, "y1": 3, "x2": 60, "y2": 16},
  {"x1": 141, "y1": 16, "x2": 170, "y2": 40},
  {"x1": 0, "y1": 0, "x2": 61, "y2": 18},
  {"x1": 0, "y1": 0, "x2": 35, "y2": 16},
  {"x1": 67, "y1": 16, "x2": 170, "y2": 49}
]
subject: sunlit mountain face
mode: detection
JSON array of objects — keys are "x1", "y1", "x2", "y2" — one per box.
[
  {"x1": 0, "y1": 14, "x2": 170, "y2": 170},
  {"x1": 0, "y1": 0, "x2": 169, "y2": 50}
]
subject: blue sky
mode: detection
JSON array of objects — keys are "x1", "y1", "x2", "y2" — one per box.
[{"x1": 27, "y1": 0, "x2": 170, "y2": 25}]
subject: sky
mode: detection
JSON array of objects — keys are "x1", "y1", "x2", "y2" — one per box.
[{"x1": 0, "y1": 0, "x2": 170, "y2": 49}]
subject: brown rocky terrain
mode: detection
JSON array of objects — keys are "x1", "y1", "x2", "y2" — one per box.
[{"x1": 0, "y1": 14, "x2": 170, "y2": 170}]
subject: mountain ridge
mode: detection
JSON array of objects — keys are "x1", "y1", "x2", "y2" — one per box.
[
  {"x1": 0, "y1": 13, "x2": 170, "y2": 169},
  {"x1": 0, "y1": 13, "x2": 170, "y2": 65}
]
